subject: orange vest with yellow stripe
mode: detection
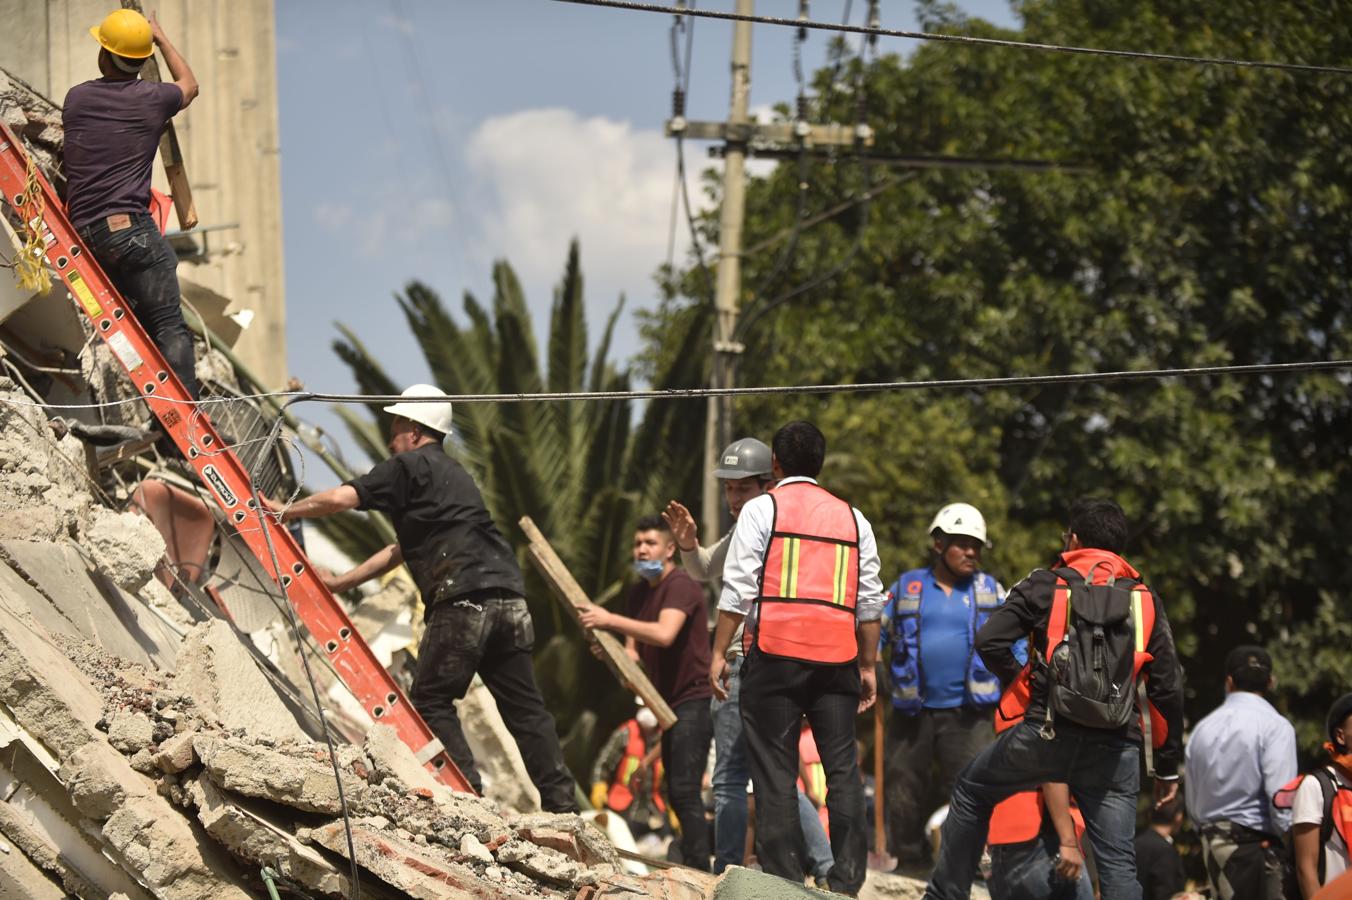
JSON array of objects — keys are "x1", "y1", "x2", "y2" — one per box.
[
  {"x1": 995, "y1": 571, "x2": 1163, "y2": 743},
  {"x1": 607, "y1": 720, "x2": 665, "y2": 814},
  {"x1": 747, "y1": 481, "x2": 861, "y2": 665}
]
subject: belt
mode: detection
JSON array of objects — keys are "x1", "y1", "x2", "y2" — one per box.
[
  {"x1": 1201, "y1": 821, "x2": 1279, "y2": 845},
  {"x1": 433, "y1": 584, "x2": 521, "y2": 605}
]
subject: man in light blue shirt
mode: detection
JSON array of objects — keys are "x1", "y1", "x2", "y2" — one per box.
[{"x1": 1184, "y1": 645, "x2": 1297, "y2": 900}]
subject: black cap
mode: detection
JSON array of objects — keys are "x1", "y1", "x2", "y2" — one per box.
[
  {"x1": 1328, "y1": 692, "x2": 1352, "y2": 746},
  {"x1": 1225, "y1": 645, "x2": 1272, "y2": 686}
]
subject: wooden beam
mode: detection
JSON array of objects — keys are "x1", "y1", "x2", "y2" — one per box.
[{"x1": 519, "y1": 516, "x2": 677, "y2": 731}]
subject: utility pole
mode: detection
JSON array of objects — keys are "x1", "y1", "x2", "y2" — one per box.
[{"x1": 667, "y1": 1, "x2": 871, "y2": 539}]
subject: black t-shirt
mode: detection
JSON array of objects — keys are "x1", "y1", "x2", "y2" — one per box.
[
  {"x1": 626, "y1": 568, "x2": 712, "y2": 709},
  {"x1": 347, "y1": 443, "x2": 524, "y2": 603}
]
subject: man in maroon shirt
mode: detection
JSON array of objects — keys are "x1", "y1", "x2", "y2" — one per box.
[
  {"x1": 580, "y1": 515, "x2": 713, "y2": 870},
  {"x1": 63, "y1": 9, "x2": 200, "y2": 397}
]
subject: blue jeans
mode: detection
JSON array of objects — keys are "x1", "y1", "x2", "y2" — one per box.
[
  {"x1": 712, "y1": 656, "x2": 834, "y2": 878},
  {"x1": 926, "y1": 721, "x2": 1142, "y2": 900},
  {"x1": 989, "y1": 833, "x2": 1095, "y2": 900},
  {"x1": 78, "y1": 211, "x2": 199, "y2": 398}
]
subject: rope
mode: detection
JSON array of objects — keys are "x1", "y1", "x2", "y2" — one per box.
[
  {"x1": 12, "y1": 153, "x2": 52, "y2": 296},
  {"x1": 546, "y1": 0, "x2": 1352, "y2": 76},
  {"x1": 3, "y1": 357, "x2": 1352, "y2": 413}
]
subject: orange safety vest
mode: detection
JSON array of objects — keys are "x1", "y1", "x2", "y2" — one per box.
[
  {"x1": 994, "y1": 571, "x2": 1165, "y2": 748},
  {"x1": 1273, "y1": 770, "x2": 1352, "y2": 864},
  {"x1": 606, "y1": 720, "x2": 665, "y2": 814},
  {"x1": 746, "y1": 481, "x2": 861, "y2": 664},
  {"x1": 988, "y1": 789, "x2": 1086, "y2": 846}
]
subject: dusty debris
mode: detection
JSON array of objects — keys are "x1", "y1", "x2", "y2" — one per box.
[
  {"x1": 174, "y1": 619, "x2": 309, "y2": 742},
  {"x1": 80, "y1": 506, "x2": 166, "y2": 592},
  {"x1": 194, "y1": 733, "x2": 369, "y2": 815}
]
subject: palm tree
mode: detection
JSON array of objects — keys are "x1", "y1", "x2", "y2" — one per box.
[{"x1": 320, "y1": 241, "x2": 707, "y2": 772}]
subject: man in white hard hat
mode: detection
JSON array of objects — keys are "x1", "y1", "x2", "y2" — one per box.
[
  {"x1": 272, "y1": 385, "x2": 578, "y2": 812},
  {"x1": 878, "y1": 502, "x2": 1020, "y2": 873}
]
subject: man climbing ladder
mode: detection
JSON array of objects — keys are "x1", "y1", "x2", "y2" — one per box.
[{"x1": 63, "y1": 7, "x2": 201, "y2": 397}]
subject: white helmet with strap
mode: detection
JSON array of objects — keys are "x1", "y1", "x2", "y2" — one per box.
[
  {"x1": 928, "y1": 502, "x2": 988, "y2": 546},
  {"x1": 383, "y1": 384, "x2": 453, "y2": 436}
]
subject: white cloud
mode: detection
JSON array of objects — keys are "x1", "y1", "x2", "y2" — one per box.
[{"x1": 464, "y1": 108, "x2": 705, "y2": 315}]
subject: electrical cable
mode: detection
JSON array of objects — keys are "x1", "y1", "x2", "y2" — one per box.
[{"x1": 546, "y1": 0, "x2": 1352, "y2": 75}]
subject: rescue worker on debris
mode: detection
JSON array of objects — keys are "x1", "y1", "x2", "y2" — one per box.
[
  {"x1": 590, "y1": 704, "x2": 667, "y2": 835},
  {"x1": 925, "y1": 497, "x2": 1185, "y2": 900},
  {"x1": 709, "y1": 420, "x2": 885, "y2": 895},
  {"x1": 986, "y1": 783, "x2": 1093, "y2": 900},
  {"x1": 1185, "y1": 645, "x2": 1297, "y2": 900},
  {"x1": 664, "y1": 437, "x2": 834, "y2": 879},
  {"x1": 1274, "y1": 692, "x2": 1352, "y2": 897},
  {"x1": 269, "y1": 385, "x2": 578, "y2": 813},
  {"x1": 879, "y1": 503, "x2": 1020, "y2": 873},
  {"x1": 578, "y1": 515, "x2": 714, "y2": 870},
  {"x1": 62, "y1": 9, "x2": 200, "y2": 398}
]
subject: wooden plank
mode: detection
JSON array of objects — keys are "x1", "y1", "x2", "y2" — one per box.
[
  {"x1": 120, "y1": 0, "x2": 199, "y2": 230},
  {"x1": 519, "y1": 516, "x2": 677, "y2": 730}
]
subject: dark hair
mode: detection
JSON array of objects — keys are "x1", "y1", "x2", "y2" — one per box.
[
  {"x1": 1150, "y1": 795, "x2": 1184, "y2": 825},
  {"x1": 1327, "y1": 693, "x2": 1352, "y2": 748},
  {"x1": 1225, "y1": 645, "x2": 1273, "y2": 693},
  {"x1": 772, "y1": 421, "x2": 826, "y2": 478},
  {"x1": 1066, "y1": 498, "x2": 1128, "y2": 553},
  {"x1": 412, "y1": 422, "x2": 446, "y2": 443},
  {"x1": 635, "y1": 514, "x2": 671, "y2": 536}
]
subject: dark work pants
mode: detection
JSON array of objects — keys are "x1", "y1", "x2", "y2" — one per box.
[
  {"x1": 410, "y1": 595, "x2": 578, "y2": 813},
  {"x1": 989, "y1": 832, "x2": 1095, "y2": 900},
  {"x1": 664, "y1": 698, "x2": 713, "y2": 871},
  {"x1": 79, "y1": 211, "x2": 200, "y2": 399},
  {"x1": 886, "y1": 705, "x2": 993, "y2": 863},
  {"x1": 740, "y1": 649, "x2": 868, "y2": 895},
  {"x1": 1200, "y1": 824, "x2": 1284, "y2": 900}
]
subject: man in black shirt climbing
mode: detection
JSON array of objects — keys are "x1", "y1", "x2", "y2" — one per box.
[{"x1": 271, "y1": 384, "x2": 577, "y2": 812}]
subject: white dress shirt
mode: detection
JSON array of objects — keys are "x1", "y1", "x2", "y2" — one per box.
[
  {"x1": 1184, "y1": 690, "x2": 1298, "y2": 834},
  {"x1": 717, "y1": 476, "x2": 886, "y2": 622}
]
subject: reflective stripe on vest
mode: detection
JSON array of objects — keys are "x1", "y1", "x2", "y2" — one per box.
[
  {"x1": 751, "y1": 482, "x2": 861, "y2": 665},
  {"x1": 994, "y1": 576, "x2": 1161, "y2": 740},
  {"x1": 607, "y1": 721, "x2": 665, "y2": 814}
]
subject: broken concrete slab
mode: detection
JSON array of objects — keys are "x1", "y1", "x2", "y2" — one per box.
[
  {"x1": 79, "y1": 506, "x2": 166, "y2": 593},
  {"x1": 514, "y1": 811, "x2": 618, "y2": 868},
  {"x1": 154, "y1": 731, "x2": 198, "y2": 774},
  {"x1": 496, "y1": 838, "x2": 595, "y2": 889},
  {"x1": 107, "y1": 709, "x2": 156, "y2": 755},
  {"x1": 174, "y1": 619, "x2": 307, "y2": 741},
  {"x1": 103, "y1": 793, "x2": 253, "y2": 900},
  {"x1": 364, "y1": 722, "x2": 441, "y2": 794},
  {"x1": 195, "y1": 734, "x2": 367, "y2": 815},
  {"x1": 0, "y1": 835, "x2": 67, "y2": 900},
  {"x1": 186, "y1": 773, "x2": 350, "y2": 897},
  {"x1": 309, "y1": 820, "x2": 535, "y2": 899}
]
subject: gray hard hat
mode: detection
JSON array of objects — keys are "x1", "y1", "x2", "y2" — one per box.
[{"x1": 713, "y1": 437, "x2": 772, "y2": 479}]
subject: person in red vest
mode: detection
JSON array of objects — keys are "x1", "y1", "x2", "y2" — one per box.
[
  {"x1": 709, "y1": 420, "x2": 886, "y2": 895},
  {"x1": 590, "y1": 705, "x2": 667, "y2": 832},
  {"x1": 987, "y1": 784, "x2": 1092, "y2": 900},
  {"x1": 924, "y1": 497, "x2": 1185, "y2": 900},
  {"x1": 1275, "y1": 693, "x2": 1352, "y2": 898}
]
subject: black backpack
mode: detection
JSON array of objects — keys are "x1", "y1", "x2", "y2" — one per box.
[
  {"x1": 1273, "y1": 767, "x2": 1342, "y2": 890},
  {"x1": 1036, "y1": 563, "x2": 1149, "y2": 737}
]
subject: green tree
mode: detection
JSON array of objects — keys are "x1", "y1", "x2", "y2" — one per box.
[
  {"x1": 657, "y1": 0, "x2": 1352, "y2": 756},
  {"x1": 323, "y1": 241, "x2": 708, "y2": 773}
]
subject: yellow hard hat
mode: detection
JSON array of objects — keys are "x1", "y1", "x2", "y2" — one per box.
[{"x1": 89, "y1": 9, "x2": 154, "y2": 60}]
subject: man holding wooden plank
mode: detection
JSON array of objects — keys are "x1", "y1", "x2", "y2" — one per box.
[{"x1": 579, "y1": 515, "x2": 714, "y2": 870}]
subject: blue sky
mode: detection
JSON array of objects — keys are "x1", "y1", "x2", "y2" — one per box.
[{"x1": 275, "y1": 0, "x2": 1019, "y2": 482}]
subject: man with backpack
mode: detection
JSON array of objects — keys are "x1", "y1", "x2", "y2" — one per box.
[
  {"x1": 924, "y1": 497, "x2": 1185, "y2": 900},
  {"x1": 1273, "y1": 692, "x2": 1352, "y2": 897},
  {"x1": 1185, "y1": 646, "x2": 1297, "y2": 900}
]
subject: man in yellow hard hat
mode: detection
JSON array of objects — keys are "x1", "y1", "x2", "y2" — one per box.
[{"x1": 62, "y1": 9, "x2": 201, "y2": 397}]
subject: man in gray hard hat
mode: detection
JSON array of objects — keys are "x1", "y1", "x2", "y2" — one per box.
[
  {"x1": 271, "y1": 384, "x2": 578, "y2": 812},
  {"x1": 665, "y1": 438, "x2": 835, "y2": 883}
]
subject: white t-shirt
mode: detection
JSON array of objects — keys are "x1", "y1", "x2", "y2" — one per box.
[{"x1": 1291, "y1": 766, "x2": 1350, "y2": 881}]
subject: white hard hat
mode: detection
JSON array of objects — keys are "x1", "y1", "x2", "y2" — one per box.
[
  {"x1": 636, "y1": 707, "x2": 658, "y2": 732},
  {"x1": 928, "y1": 502, "x2": 988, "y2": 546},
  {"x1": 383, "y1": 384, "x2": 453, "y2": 436}
]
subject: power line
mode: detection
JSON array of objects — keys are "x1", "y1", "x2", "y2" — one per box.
[
  {"x1": 547, "y1": 0, "x2": 1352, "y2": 76},
  {"x1": 8, "y1": 358, "x2": 1347, "y2": 413}
]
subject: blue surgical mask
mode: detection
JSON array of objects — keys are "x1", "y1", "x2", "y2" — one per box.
[{"x1": 633, "y1": 558, "x2": 666, "y2": 580}]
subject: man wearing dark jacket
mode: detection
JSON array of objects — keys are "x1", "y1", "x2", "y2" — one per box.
[{"x1": 924, "y1": 497, "x2": 1185, "y2": 900}]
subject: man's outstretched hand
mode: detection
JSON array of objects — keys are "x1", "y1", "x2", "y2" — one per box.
[
  {"x1": 577, "y1": 604, "x2": 613, "y2": 632},
  {"x1": 662, "y1": 500, "x2": 699, "y2": 552}
]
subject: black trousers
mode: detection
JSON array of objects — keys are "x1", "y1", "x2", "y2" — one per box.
[
  {"x1": 410, "y1": 595, "x2": 578, "y2": 812},
  {"x1": 740, "y1": 648, "x2": 867, "y2": 895},
  {"x1": 663, "y1": 698, "x2": 714, "y2": 871},
  {"x1": 885, "y1": 705, "x2": 993, "y2": 862}
]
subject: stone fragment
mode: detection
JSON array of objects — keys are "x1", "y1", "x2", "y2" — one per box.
[
  {"x1": 495, "y1": 838, "x2": 593, "y2": 888},
  {"x1": 362, "y1": 723, "x2": 440, "y2": 794},
  {"x1": 108, "y1": 710, "x2": 156, "y2": 754},
  {"x1": 515, "y1": 811, "x2": 617, "y2": 867},
  {"x1": 194, "y1": 735, "x2": 366, "y2": 815},
  {"x1": 78, "y1": 507, "x2": 165, "y2": 593},
  {"x1": 154, "y1": 731, "x2": 198, "y2": 774},
  {"x1": 173, "y1": 620, "x2": 306, "y2": 741},
  {"x1": 129, "y1": 748, "x2": 158, "y2": 775},
  {"x1": 459, "y1": 832, "x2": 494, "y2": 864},
  {"x1": 102, "y1": 794, "x2": 253, "y2": 900},
  {"x1": 60, "y1": 744, "x2": 129, "y2": 821}
]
